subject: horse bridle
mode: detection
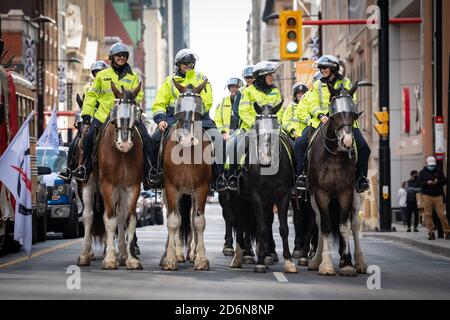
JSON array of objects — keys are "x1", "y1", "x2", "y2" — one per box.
[{"x1": 319, "y1": 114, "x2": 355, "y2": 157}]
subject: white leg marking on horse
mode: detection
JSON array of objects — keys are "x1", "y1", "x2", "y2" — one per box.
[
  {"x1": 78, "y1": 178, "x2": 95, "y2": 266},
  {"x1": 319, "y1": 234, "x2": 336, "y2": 275},
  {"x1": 162, "y1": 211, "x2": 180, "y2": 271},
  {"x1": 103, "y1": 215, "x2": 118, "y2": 269},
  {"x1": 193, "y1": 203, "x2": 209, "y2": 271}
]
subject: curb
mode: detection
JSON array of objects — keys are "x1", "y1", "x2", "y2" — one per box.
[{"x1": 362, "y1": 233, "x2": 450, "y2": 258}]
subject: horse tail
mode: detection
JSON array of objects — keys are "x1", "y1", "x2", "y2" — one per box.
[
  {"x1": 178, "y1": 194, "x2": 192, "y2": 246},
  {"x1": 91, "y1": 190, "x2": 105, "y2": 239},
  {"x1": 329, "y1": 199, "x2": 341, "y2": 242}
]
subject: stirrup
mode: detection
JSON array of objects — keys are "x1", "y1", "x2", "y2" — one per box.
[
  {"x1": 227, "y1": 175, "x2": 239, "y2": 191},
  {"x1": 215, "y1": 175, "x2": 228, "y2": 192},
  {"x1": 73, "y1": 165, "x2": 88, "y2": 182},
  {"x1": 356, "y1": 176, "x2": 370, "y2": 193},
  {"x1": 295, "y1": 175, "x2": 307, "y2": 191},
  {"x1": 58, "y1": 168, "x2": 72, "y2": 181}
]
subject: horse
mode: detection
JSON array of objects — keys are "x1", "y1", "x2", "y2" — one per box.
[
  {"x1": 230, "y1": 101, "x2": 298, "y2": 273},
  {"x1": 77, "y1": 82, "x2": 143, "y2": 270},
  {"x1": 160, "y1": 79, "x2": 212, "y2": 271},
  {"x1": 307, "y1": 82, "x2": 368, "y2": 276}
]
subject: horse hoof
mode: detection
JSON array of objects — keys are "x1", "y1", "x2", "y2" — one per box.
[
  {"x1": 194, "y1": 257, "x2": 209, "y2": 271},
  {"x1": 242, "y1": 256, "x2": 256, "y2": 264},
  {"x1": 176, "y1": 255, "x2": 186, "y2": 263},
  {"x1": 339, "y1": 266, "x2": 357, "y2": 277},
  {"x1": 355, "y1": 263, "x2": 368, "y2": 274},
  {"x1": 102, "y1": 258, "x2": 118, "y2": 270},
  {"x1": 230, "y1": 257, "x2": 242, "y2": 269},
  {"x1": 223, "y1": 248, "x2": 234, "y2": 256},
  {"x1": 126, "y1": 259, "x2": 143, "y2": 270},
  {"x1": 161, "y1": 258, "x2": 178, "y2": 271},
  {"x1": 264, "y1": 256, "x2": 275, "y2": 266},
  {"x1": 89, "y1": 251, "x2": 96, "y2": 261},
  {"x1": 318, "y1": 264, "x2": 336, "y2": 276},
  {"x1": 271, "y1": 253, "x2": 279, "y2": 263},
  {"x1": 254, "y1": 264, "x2": 267, "y2": 273},
  {"x1": 77, "y1": 256, "x2": 91, "y2": 267},
  {"x1": 298, "y1": 257, "x2": 309, "y2": 267},
  {"x1": 292, "y1": 250, "x2": 302, "y2": 259},
  {"x1": 284, "y1": 260, "x2": 298, "y2": 273},
  {"x1": 308, "y1": 258, "x2": 322, "y2": 271},
  {"x1": 188, "y1": 255, "x2": 196, "y2": 263},
  {"x1": 118, "y1": 256, "x2": 128, "y2": 267}
]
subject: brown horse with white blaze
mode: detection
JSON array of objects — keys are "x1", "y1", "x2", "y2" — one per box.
[
  {"x1": 160, "y1": 79, "x2": 212, "y2": 271},
  {"x1": 96, "y1": 82, "x2": 144, "y2": 270}
]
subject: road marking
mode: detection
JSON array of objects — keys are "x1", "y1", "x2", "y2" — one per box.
[
  {"x1": 273, "y1": 272, "x2": 288, "y2": 282},
  {"x1": 0, "y1": 238, "x2": 82, "y2": 269}
]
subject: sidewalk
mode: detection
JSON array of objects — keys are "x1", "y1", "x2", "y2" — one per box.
[{"x1": 363, "y1": 223, "x2": 450, "y2": 258}]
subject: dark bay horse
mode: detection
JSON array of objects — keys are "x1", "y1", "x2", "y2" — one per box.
[
  {"x1": 230, "y1": 102, "x2": 298, "y2": 273},
  {"x1": 307, "y1": 82, "x2": 368, "y2": 276},
  {"x1": 78, "y1": 82, "x2": 144, "y2": 270},
  {"x1": 160, "y1": 80, "x2": 212, "y2": 271}
]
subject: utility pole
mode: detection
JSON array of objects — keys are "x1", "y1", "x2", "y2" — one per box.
[{"x1": 377, "y1": 0, "x2": 392, "y2": 231}]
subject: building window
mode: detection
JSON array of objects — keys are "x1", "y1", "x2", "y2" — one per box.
[{"x1": 348, "y1": 0, "x2": 366, "y2": 35}]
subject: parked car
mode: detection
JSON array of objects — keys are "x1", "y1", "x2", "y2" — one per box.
[
  {"x1": 37, "y1": 146, "x2": 81, "y2": 239},
  {"x1": 136, "y1": 188, "x2": 163, "y2": 227}
]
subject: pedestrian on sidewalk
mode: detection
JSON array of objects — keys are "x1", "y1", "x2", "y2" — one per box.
[
  {"x1": 417, "y1": 156, "x2": 450, "y2": 240},
  {"x1": 397, "y1": 181, "x2": 408, "y2": 227},
  {"x1": 406, "y1": 170, "x2": 421, "y2": 232}
]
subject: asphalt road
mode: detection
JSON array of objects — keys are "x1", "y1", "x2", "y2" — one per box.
[{"x1": 0, "y1": 201, "x2": 449, "y2": 300}]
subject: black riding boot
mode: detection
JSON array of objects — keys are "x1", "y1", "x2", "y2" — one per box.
[
  {"x1": 148, "y1": 129, "x2": 163, "y2": 188},
  {"x1": 72, "y1": 119, "x2": 100, "y2": 182},
  {"x1": 354, "y1": 128, "x2": 371, "y2": 193}
]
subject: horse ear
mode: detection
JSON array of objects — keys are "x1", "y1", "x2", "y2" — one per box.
[
  {"x1": 132, "y1": 82, "x2": 142, "y2": 98},
  {"x1": 272, "y1": 100, "x2": 284, "y2": 115},
  {"x1": 76, "y1": 93, "x2": 83, "y2": 109},
  {"x1": 172, "y1": 78, "x2": 186, "y2": 94},
  {"x1": 348, "y1": 81, "x2": 359, "y2": 97},
  {"x1": 356, "y1": 110, "x2": 364, "y2": 119},
  {"x1": 110, "y1": 82, "x2": 122, "y2": 98},
  {"x1": 253, "y1": 102, "x2": 263, "y2": 114},
  {"x1": 194, "y1": 78, "x2": 208, "y2": 94}
]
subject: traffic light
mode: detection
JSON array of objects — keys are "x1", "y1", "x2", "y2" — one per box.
[
  {"x1": 374, "y1": 110, "x2": 389, "y2": 135},
  {"x1": 279, "y1": 10, "x2": 302, "y2": 60}
]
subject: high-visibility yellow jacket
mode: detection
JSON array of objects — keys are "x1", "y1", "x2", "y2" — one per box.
[
  {"x1": 81, "y1": 66, "x2": 143, "y2": 123},
  {"x1": 83, "y1": 82, "x2": 92, "y2": 98},
  {"x1": 214, "y1": 95, "x2": 234, "y2": 134},
  {"x1": 304, "y1": 77, "x2": 358, "y2": 128},
  {"x1": 152, "y1": 70, "x2": 212, "y2": 124},
  {"x1": 238, "y1": 85, "x2": 283, "y2": 131},
  {"x1": 281, "y1": 92, "x2": 311, "y2": 138}
]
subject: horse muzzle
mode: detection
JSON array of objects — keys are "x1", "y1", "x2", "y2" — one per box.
[
  {"x1": 116, "y1": 133, "x2": 134, "y2": 153},
  {"x1": 338, "y1": 132, "x2": 354, "y2": 151}
]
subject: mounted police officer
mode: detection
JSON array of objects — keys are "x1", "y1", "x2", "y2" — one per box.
[
  {"x1": 72, "y1": 43, "x2": 152, "y2": 189},
  {"x1": 293, "y1": 55, "x2": 371, "y2": 193},
  {"x1": 149, "y1": 48, "x2": 228, "y2": 191},
  {"x1": 59, "y1": 60, "x2": 108, "y2": 181},
  {"x1": 281, "y1": 82, "x2": 309, "y2": 142}
]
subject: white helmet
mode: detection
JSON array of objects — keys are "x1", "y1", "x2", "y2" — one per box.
[
  {"x1": 242, "y1": 65, "x2": 254, "y2": 78},
  {"x1": 226, "y1": 77, "x2": 244, "y2": 88},
  {"x1": 314, "y1": 55, "x2": 340, "y2": 72},
  {"x1": 252, "y1": 60, "x2": 279, "y2": 79},
  {"x1": 174, "y1": 49, "x2": 199, "y2": 66}
]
